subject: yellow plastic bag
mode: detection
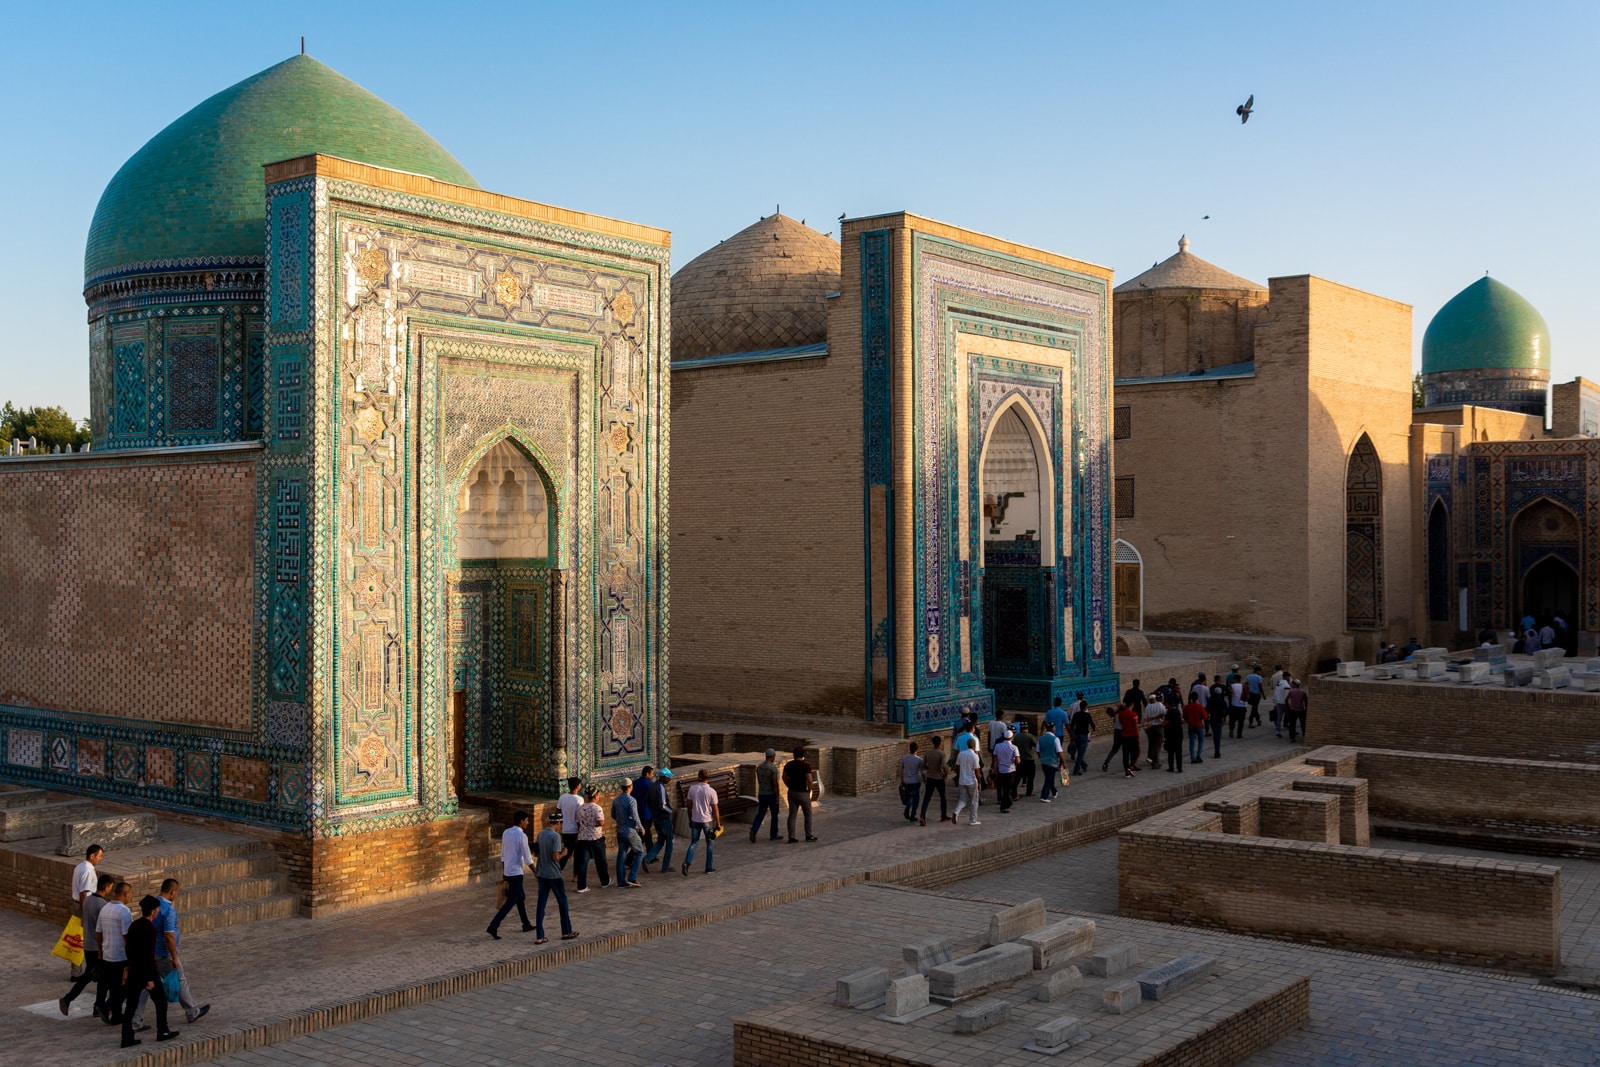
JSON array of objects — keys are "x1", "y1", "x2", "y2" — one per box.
[{"x1": 51, "y1": 914, "x2": 84, "y2": 967}]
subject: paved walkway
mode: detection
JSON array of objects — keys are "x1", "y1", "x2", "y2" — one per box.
[{"x1": 0, "y1": 728, "x2": 1299, "y2": 1066}]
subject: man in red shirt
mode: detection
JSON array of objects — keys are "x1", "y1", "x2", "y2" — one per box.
[
  {"x1": 1116, "y1": 703, "x2": 1142, "y2": 778},
  {"x1": 1183, "y1": 696, "x2": 1209, "y2": 764}
]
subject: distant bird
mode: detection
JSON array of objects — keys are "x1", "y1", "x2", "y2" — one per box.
[
  {"x1": 1202, "y1": 215, "x2": 1211, "y2": 220},
  {"x1": 1236, "y1": 94, "x2": 1254, "y2": 124}
]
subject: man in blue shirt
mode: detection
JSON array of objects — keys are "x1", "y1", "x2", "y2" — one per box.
[
  {"x1": 1245, "y1": 667, "x2": 1264, "y2": 729},
  {"x1": 133, "y1": 878, "x2": 209, "y2": 1027},
  {"x1": 631, "y1": 765, "x2": 657, "y2": 858},
  {"x1": 1044, "y1": 696, "x2": 1071, "y2": 740},
  {"x1": 641, "y1": 768, "x2": 676, "y2": 870},
  {"x1": 611, "y1": 780, "x2": 645, "y2": 887},
  {"x1": 534, "y1": 812, "x2": 578, "y2": 944}
]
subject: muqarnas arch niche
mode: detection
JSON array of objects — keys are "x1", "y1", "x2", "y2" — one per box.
[{"x1": 456, "y1": 438, "x2": 551, "y2": 561}]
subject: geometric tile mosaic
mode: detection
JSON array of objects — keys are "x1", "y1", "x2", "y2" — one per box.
[
  {"x1": 7, "y1": 728, "x2": 42, "y2": 768},
  {"x1": 183, "y1": 752, "x2": 211, "y2": 793},
  {"x1": 265, "y1": 701, "x2": 306, "y2": 747},
  {"x1": 111, "y1": 743, "x2": 140, "y2": 782},
  {"x1": 77, "y1": 738, "x2": 105, "y2": 778},
  {"x1": 145, "y1": 747, "x2": 175, "y2": 789},
  {"x1": 277, "y1": 762, "x2": 305, "y2": 810},
  {"x1": 49, "y1": 735, "x2": 73, "y2": 773}
]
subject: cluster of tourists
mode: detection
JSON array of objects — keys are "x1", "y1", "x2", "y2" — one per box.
[
  {"x1": 891, "y1": 665, "x2": 1311, "y2": 814},
  {"x1": 487, "y1": 750, "x2": 820, "y2": 941},
  {"x1": 57, "y1": 844, "x2": 209, "y2": 1049}
]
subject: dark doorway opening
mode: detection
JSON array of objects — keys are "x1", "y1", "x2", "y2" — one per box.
[{"x1": 1522, "y1": 556, "x2": 1578, "y2": 633}]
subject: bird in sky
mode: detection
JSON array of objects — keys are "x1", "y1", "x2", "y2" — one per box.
[{"x1": 1236, "y1": 94, "x2": 1254, "y2": 124}]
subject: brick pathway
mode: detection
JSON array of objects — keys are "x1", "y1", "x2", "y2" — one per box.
[{"x1": 0, "y1": 730, "x2": 1298, "y2": 1066}]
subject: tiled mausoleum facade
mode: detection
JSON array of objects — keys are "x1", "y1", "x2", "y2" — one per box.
[{"x1": 0, "y1": 58, "x2": 669, "y2": 903}]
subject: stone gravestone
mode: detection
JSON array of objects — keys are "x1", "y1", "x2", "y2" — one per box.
[
  {"x1": 1102, "y1": 979, "x2": 1142, "y2": 1014},
  {"x1": 835, "y1": 967, "x2": 889, "y2": 1008},
  {"x1": 1024, "y1": 1014, "x2": 1092, "y2": 1055},
  {"x1": 902, "y1": 935, "x2": 953, "y2": 976},
  {"x1": 876, "y1": 973, "x2": 943, "y2": 1024},
  {"x1": 1532, "y1": 648, "x2": 1566, "y2": 669},
  {"x1": 1037, "y1": 966, "x2": 1083, "y2": 1003},
  {"x1": 954, "y1": 998, "x2": 1011, "y2": 1034},
  {"x1": 1017, "y1": 917, "x2": 1096, "y2": 969},
  {"x1": 1086, "y1": 943, "x2": 1137, "y2": 977},
  {"x1": 927, "y1": 942, "x2": 1034, "y2": 1003},
  {"x1": 1135, "y1": 954, "x2": 1216, "y2": 1001},
  {"x1": 986, "y1": 897, "x2": 1047, "y2": 945},
  {"x1": 1335, "y1": 661, "x2": 1365, "y2": 678}
]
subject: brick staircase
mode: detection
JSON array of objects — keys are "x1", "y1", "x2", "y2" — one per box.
[{"x1": 122, "y1": 839, "x2": 300, "y2": 933}]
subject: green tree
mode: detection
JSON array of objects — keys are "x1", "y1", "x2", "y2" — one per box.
[
  {"x1": 1, "y1": 403, "x2": 91, "y2": 451},
  {"x1": 1412, "y1": 372, "x2": 1425, "y2": 409}
]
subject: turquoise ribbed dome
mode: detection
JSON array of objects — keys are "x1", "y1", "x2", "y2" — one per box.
[
  {"x1": 84, "y1": 55, "x2": 477, "y2": 284},
  {"x1": 1421, "y1": 277, "x2": 1550, "y2": 375}
]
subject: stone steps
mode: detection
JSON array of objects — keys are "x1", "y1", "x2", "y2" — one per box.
[
  {"x1": 182, "y1": 892, "x2": 301, "y2": 934},
  {"x1": 0, "y1": 787, "x2": 48, "y2": 810},
  {"x1": 156, "y1": 872, "x2": 289, "y2": 911},
  {"x1": 143, "y1": 850, "x2": 282, "y2": 888}
]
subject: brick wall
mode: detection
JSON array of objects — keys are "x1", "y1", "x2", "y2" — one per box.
[
  {"x1": 1119, "y1": 827, "x2": 1560, "y2": 972},
  {"x1": 1307, "y1": 676, "x2": 1600, "y2": 761},
  {"x1": 263, "y1": 811, "x2": 493, "y2": 917},
  {"x1": 0, "y1": 453, "x2": 256, "y2": 729},
  {"x1": 1358, "y1": 748, "x2": 1600, "y2": 838}
]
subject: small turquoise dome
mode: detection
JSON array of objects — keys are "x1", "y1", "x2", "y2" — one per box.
[
  {"x1": 84, "y1": 55, "x2": 477, "y2": 284},
  {"x1": 1421, "y1": 277, "x2": 1550, "y2": 375}
]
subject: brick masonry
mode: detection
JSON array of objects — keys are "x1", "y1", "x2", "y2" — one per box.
[
  {"x1": 0, "y1": 455, "x2": 256, "y2": 729},
  {"x1": 1357, "y1": 747, "x2": 1600, "y2": 839},
  {"x1": 1308, "y1": 674, "x2": 1600, "y2": 762}
]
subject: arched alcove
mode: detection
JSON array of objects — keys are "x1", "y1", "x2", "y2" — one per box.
[
  {"x1": 1345, "y1": 434, "x2": 1384, "y2": 630},
  {"x1": 455, "y1": 438, "x2": 550, "y2": 560},
  {"x1": 1426, "y1": 500, "x2": 1450, "y2": 623},
  {"x1": 1514, "y1": 499, "x2": 1580, "y2": 630}
]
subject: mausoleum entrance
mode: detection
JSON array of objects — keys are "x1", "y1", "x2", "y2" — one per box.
[{"x1": 979, "y1": 401, "x2": 1056, "y2": 707}]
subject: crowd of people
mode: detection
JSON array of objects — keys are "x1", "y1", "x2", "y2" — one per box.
[
  {"x1": 57, "y1": 843, "x2": 210, "y2": 1049},
  {"x1": 890, "y1": 664, "x2": 1310, "y2": 819},
  {"x1": 486, "y1": 749, "x2": 821, "y2": 941}
]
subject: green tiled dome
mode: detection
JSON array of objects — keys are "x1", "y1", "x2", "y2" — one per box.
[
  {"x1": 1421, "y1": 277, "x2": 1550, "y2": 375},
  {"x1": 84, "y1": 55, "x2": 476, "y2": 284}
]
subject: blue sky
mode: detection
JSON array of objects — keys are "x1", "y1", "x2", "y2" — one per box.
[{"x1": 1, "y1": 1, "x2": 1595, "y2": 417}]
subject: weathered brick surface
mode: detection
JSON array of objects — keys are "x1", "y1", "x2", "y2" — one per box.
[
  {"x1": 0, "y1": 454, "x2": 256, "y2": 729},
  {"x1": 1308, "y1": 675, "x2": 1600, "y2": 761},
  {"x1": 1357, "y1": 748, "x2": 1600, "y2": 838}
]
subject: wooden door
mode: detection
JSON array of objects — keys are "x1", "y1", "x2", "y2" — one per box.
[{"x1": 1113, "y1": 562, "x2": 1141, "y2": 630}]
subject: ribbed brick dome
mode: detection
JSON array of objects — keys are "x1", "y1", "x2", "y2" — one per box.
[{"x1": 671, "y1": 214, "x2": 840, "y2": 361}]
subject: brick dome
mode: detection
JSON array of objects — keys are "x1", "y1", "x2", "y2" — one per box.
[{"x1": 671, "y1": 214, "x2": 840, "y2": 361}]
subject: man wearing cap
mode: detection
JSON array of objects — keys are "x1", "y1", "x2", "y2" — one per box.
[
  {"x1": 749, "y1": 749, "x2": 781, "y2": 842},
  {"x1": 992, "y1": 730, "x2": 1019, "y2": 813},
  {"x1": 486, "y1": 811, "x2": 535, "y2": 939},
  {"x1": 641, "y1": 768, "x2": 676, "y2": 870}
]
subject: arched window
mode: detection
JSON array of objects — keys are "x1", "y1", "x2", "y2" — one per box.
[
  {"x1": 1426, "y1": 500, "x2": 1450, "y2": 623},
  {"x1": 1345, "y1": 434, "x2": 1384, "y2": 630}
]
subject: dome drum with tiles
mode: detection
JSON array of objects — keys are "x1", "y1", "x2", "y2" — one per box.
[
  {"x1": 670, "y1": 213, "x2": 841, "y2": 363},
  {"x1": 1420, "y1": 276, "x2": 1551, "y2": 416},
  {"x1": 84, "y1": 55, "x2": 476, "y2": 450}
]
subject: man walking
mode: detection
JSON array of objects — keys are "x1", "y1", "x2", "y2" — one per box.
[
  {"x1": 953, "y1": 736, "x2": 982, "y2": 825},
  {"x1": 631, "y1": 765, "x2": 657, "y2": 858},
  {"x1": 1068, "y1": 698, "x2": 1095, "y2": 776},
  {"x1": 783, "y1": 747, "x2": 817, "y2": 842},
  {"x1": 642, "y1": 768, "x2": 676, "y2": 870},
  {"x1": 59, "y1": 874, "x2": 113, "y2": 1019},
  {"x1": 1117, "y1": 702, "x2": 1142, "y2": 778},
  {"x1": 1285, "y1": 679, "x2": 1309, "y2": 742},
  {"x1": 1273, "y1": 671, "x2": 1291, "y2": 737},
  {"x1": 1142, "y1": 695, "x2": 1166, "y2": 770},
  {"x1": 1037, "y1": 725, "x2": 1062, "y2": 802},
  {"x1": 1207, "y1": 676, "x2": 1228, "y2": 758},
  {"x1": 486, "y1": 811, "x2": 535, "y2": 939},
  {"x1": 750, "y1": 749, "x2": 781, "y2": 841},
  {"x1": 1100, "y1": 703, "x2": 1126, "y2": 773},
  {"x1": 120, "y1": 895, "x2": 178, "y2": 1048},
  {"x1": 681, "y1": 769, "x2": 721, "y2": 874},
  {"x1": 611, "y1": 780, "x2": 645, "y2": 887},
  {"x1": 574, "y1": 787, "x2": 609, "y2": 891},
  {"x1": 1245, "y1": 666, "x2": 1264, "y2": 728},
  {"x1": 1164, "y1": 699, "x2": 1185, "y2": 772},
  {"x1": 1228, "y1": 675, "x2": 1249, "y2": 738},
  {"x1": 898, "y1": 741, "x2": 924, "y2": 822},
  {"x1": 919, "y1": 736, "x2": 949, "y2": 824},
  {"x1": 95, "y1": 881, "x2": 132, "y2": 1028},
  {"x1": 70, "y1": 844, "x2": 101, "y2": 981},
  {"x1": 1184, "y1": 690, "x2": 1209, "y2": 764},
  {"x1": 131, "y1": 878, "x2": 209, "y2": 1029},
  {"x1": 1014, "y1": 720, "x2": 1038, "y2": 797},
  {"x1": 1044, "y1": 696, "x2": 1070, "y2": 741},
  {"x1": 533, "y1": 812, "x2": 578, "y2": 944},
  {"x1": 556, "y1": 777, "x2": 583, "y2": 876},
  {"x1": 992, "y1": 730, "x2": 1019, "y2": 813}
]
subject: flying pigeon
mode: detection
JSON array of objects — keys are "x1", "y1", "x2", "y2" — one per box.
[{"x1": 1236, "y1": 95, "x2": 1254, "y2": 124}]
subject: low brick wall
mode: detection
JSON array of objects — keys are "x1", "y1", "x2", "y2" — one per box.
[
  {"x1": 1307, "y1": 675, "x2": 1600, "y2": 762},
  {"x1": 1118, "y1": 746, "x2": 1564, "y2": 973},
  {"x1": 1358, "y1": 749, "x2": 1600, "y2": 840}
]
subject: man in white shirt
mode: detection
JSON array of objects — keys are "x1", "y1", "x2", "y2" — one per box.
[
  {"x1": 987, "y1": 715, "x2": 1010, "y2": 753},
  {"x1": 953, "y1": 737, "x2": 983, "y2": 826},
  {"x1": 70, "y1": 845, "x2": 101, "y2": 979},
  {"x1": 556, "y1": 777, "x2": 583, "y2": 878},
  {"x1": 486, "y1": 811, "x2": 534, "y2": 939},
  {"x1": 992, "y1": 731, "x2": 1019, "y2": 813},
  {"x1": 1273, "y1": 676, "x2": 1292, "y2": 738},
  {"x1": 681, "y1": 769, "x2": 721, "y2": 875},
  {"x1": 96, "y1": 881, "x2": 133, "y2": 1025}
]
